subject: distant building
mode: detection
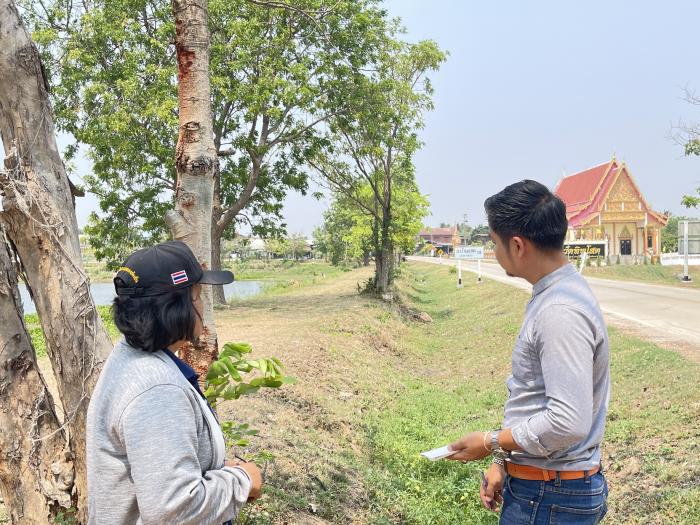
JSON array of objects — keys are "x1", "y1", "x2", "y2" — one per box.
[
  {"x1": 417, "y1": 226, "x2": 461, "y2": 254},
  {"x1": 417, "y1": 226, "x2": 460, "y2": 245},
  {"x1": 554, "y1": 158, "x2": 668, "y2": 259}
]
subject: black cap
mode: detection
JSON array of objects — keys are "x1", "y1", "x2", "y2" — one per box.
[{"x1": 114, "y1": 240, "x2": 234, "y2": 297}]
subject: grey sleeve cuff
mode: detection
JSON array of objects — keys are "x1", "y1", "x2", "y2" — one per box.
[
  {"x1": 231, "y1": 466, "x2": 252, "y2": 484},
  {"x1": 512, "y1": 420, "x2": 550, "y2": 457},
  {"x1": 221, "y1": 466, "x2": 252, "y2": 508}
]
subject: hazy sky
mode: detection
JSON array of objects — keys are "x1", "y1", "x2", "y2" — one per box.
[{"x1": 71, "y1": 0, "x2": 700, "y2": 234}]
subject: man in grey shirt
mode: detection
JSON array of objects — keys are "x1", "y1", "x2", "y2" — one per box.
[{"x1": 447, "y1": 180, "x2": 610, "y2": 524}]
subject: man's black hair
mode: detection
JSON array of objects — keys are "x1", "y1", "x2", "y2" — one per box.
[
  {"x1": 112, "y1": 284, "x2": 198, "y2": 353},
  {"x1": 484, "y1": 180, "x2": 568, "y2": 251}
]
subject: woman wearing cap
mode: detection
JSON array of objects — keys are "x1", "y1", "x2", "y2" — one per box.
[{"x1": 86, "y1": 240, "x2": 262, "y2": 524}]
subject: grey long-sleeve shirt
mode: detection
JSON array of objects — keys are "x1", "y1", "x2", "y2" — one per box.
[
  {"x1": 503, "y1": 263, "x2": 611, "y2": 471},
  {"x1": 86, "y1": 340, "x2": 251, "y2": 524}
]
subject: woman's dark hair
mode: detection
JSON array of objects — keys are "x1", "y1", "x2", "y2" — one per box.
[
  {"x1": 484, "y1": 179, "x2": 568, "y2": 252},
  {"x1": 112, "y1": 284, "x2": 198, "y2": 352}
]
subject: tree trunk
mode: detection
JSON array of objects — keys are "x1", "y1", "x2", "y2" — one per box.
[
  {"x1": 165, "y1": 0, "x2": 219, "y2": 377},
  {"x1": 375, "y1": 168, "x2": 393, "y2": 298},
  {"x1": 211, "y1": 229, "x2": 226, "y2": 305},
  {"x1": 211, "y1": 154, "x2": 264, "y2": 305},
  {"x1": 211, "y1": 168, "x2": 226, "y2": 305},
  {"x1": 0, "y1": 2, "x2": 112, "y2": 521},
  {"x1": 376, "y1": 244, "x2": 392, "y2": 297},
  {"x1": 0, "y1": 234, "x2": 74, "y2": 524}
]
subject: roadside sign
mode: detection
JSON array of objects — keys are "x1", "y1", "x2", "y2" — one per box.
[
  {"x1": 455, "y1": 246, "x2": 484, "y2": 260},
  {"x1": 678, "y1": 220, "x2": 700, "y2": 255},
  {"x1": 563, "y1": 241, "x2": 606, "y2": 258}
]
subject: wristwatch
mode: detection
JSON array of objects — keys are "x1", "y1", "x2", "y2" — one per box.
[
  {"x1": 490, "y1": 430, "x2": 500, "y2": 452},
  {"x1": 490, "y1": 430, "x2": 511, "y2": 462}
]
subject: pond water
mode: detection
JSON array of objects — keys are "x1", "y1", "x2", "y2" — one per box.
[{"x1": 18, "y1": 280, "x2": 266, "y2": 315}]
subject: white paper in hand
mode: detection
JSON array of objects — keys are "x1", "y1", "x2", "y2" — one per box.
[{"x1": 420, "y1": 445, "x2": 457, "y2": 461}]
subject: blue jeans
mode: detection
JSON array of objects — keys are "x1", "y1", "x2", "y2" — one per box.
[{"x1": 500, "y1": 472, "x2": 608, "y2": 524}]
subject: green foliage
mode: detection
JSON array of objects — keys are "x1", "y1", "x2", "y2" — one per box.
[
  {"x1": 26, "y1": 305, "x2": 119, "y2": 357},
  {"x1": 204, "y1": 342, "x2": 295, "y2": 446},
  {"x1": 52, "y1": 507, "x2": 77, "y2": 525},
  {"x1": 661, "y1": 214, "x2": 698, "y2": 252},
  {"x1": 682, "y1": 191, "x2": 700, "y2": 208},
  {"x1": 313, "y1": 32, "x2": 445, "y2": 290},
  {"x1": 391, "y1": 182, "x2": 431, "y2": 254},
  {"x1": 680, "y1": 117, "x2": 700, "y2": 207},
  {"x1": 315, "y1": 188, "x2": 374, "y2": 266},
  {"x1": 21, "y1": 0, "x2": 389, "y2": 267},
  {"x1": 264, "y1": 238, "x2": 290, "y2": 259},
  {"x1": 315, "y1": 180, "x2": 429, "y2": 268}
]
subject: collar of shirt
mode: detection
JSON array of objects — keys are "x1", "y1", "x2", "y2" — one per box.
[
  {"x1": 162, "y1": 348, "x2": 205, "y2": 396},
  {"x1": 162, "y1": 348, "x2": 220, "y2": 422},
  {"x1": 531, "y1": 263, "x2": 576, "y2": 298},
  {"x1": 162, "y1": 348, "x2": 198, "y2": 381}
]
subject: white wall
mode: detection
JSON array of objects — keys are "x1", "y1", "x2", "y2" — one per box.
[{"x1": 661, "y1": 254, "x2": 700, "y2": 266}]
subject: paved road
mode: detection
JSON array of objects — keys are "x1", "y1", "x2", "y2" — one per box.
[{"x1": 407, "y1": 256, "x2": 700, "y2": 349}]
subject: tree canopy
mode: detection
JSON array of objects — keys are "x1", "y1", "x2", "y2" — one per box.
[
  {"x1": 20, "y1": 0, "x2": 389, "y2": 268},
  {"x1": 312, "y1": 34, "x2": 445, "y2": 292}
]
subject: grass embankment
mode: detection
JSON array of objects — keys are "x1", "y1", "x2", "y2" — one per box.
[
  {"x1": 223, "y1": 259, "x2": 353, "y2": 299},
  {"x1": 212, "y1": 262, "x2": 700, "y2": 524},
  {"x1": 11, "y1": 261, "x2": 698, "y2": 524},
  {"x1": 582, "y1": 263, "x2": 700, "y2": 288}
]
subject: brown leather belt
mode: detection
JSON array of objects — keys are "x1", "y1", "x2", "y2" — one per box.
[{"x1": 505, "y1": 462, "x2": 600, "y2": 481}]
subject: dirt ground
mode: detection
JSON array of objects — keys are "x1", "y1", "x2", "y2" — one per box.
[{"x1": 213, "y1": 267, "x2": 384, "y2": 524}]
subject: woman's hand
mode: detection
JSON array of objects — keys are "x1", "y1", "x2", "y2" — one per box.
[
  {"x1": 446, "y1": 431, "x2": 491, "y2": 463},
  {"x1": 225, "y1": 460, "x2": 263, "y2": 501},
  {"x1": 480, "y1": 463, "x2": 505, "y2": 512}
]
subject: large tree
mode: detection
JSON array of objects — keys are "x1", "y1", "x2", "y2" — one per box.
[
  {"x1": 21, "y1": 0, "x2": 387, "y2": 304},
  {"x1": 166, "y1": 0, "x2": 221, "y2": 372},
  {"x1": 312, "y1": 37, "x2": 445, "y2": 296},
  {"x1": 0, "y1": 1, "x2": 111, "y2": 521}
]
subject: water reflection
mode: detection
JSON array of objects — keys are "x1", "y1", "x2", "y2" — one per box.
[{"x1": 18, "y1": 280, "x2": 266, "y2": 315}]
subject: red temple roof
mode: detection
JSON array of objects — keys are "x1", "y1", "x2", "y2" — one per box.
[{"x1": 554, "y1": 159, "x2": 667, "y2": 228}]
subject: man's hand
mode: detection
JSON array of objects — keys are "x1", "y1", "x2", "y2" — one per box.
[
  {"x1": 446, "y1": 431, "x2": 490, "y2": 463},
  {"x1": 225, "y1": 460, "x2": 263, "y2": 501},
  {"x1": 480, "y1": 463, "x2": 505, "y2": 512}
]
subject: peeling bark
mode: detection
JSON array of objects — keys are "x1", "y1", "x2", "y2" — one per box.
[
  {"x1": 0, "y1": 233, "x2": 73, "y2": 524},
  {"x1": 166, "y1": 0, "x2": 220, "y2": 376},
  {"x1": 0, "y1": 1, "x2": 112, "y2": 521}
]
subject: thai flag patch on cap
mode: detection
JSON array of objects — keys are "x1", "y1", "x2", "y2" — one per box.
[{"x1": 171, "y1": 270, "x2": 189, "y2": 285}]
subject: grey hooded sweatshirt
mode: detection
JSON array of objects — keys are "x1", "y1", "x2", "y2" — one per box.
[{"x1": 86, "y1": 339, "x2": 251, "y2": 524}]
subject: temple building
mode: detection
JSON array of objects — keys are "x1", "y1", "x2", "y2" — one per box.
[
  {"x1": 417, "y1": 226, "x2": 461, "y2": 253},
  {"x1": 554, "y1": 158, "x2": 668, "y2": 259}
]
